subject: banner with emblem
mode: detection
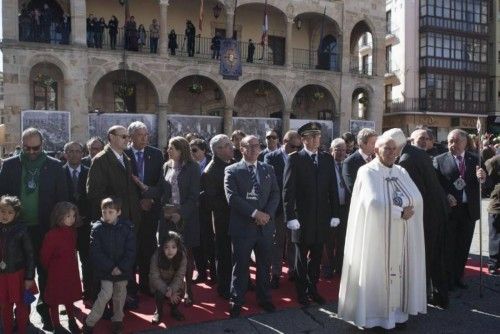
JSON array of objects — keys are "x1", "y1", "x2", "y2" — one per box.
[{"x1": 220, "y1": 38, "x2": 242, "y2": 80}]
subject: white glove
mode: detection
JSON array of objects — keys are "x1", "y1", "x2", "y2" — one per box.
[
  {"x1": 391, "y1": 205, "x2": 403, "y2": 219},
  {"x1": 287, "y1": 219, "x2": 300, "y2": 230},
  {"x1": 330, "y1": 217, "x2": 340, "y2": 227}
]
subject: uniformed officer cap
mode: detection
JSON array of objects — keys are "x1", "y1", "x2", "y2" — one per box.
[{"x1": 298, "y1": 122, "x2": 322, "y2": 137}]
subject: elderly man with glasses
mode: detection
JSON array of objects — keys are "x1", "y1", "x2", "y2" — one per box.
[{"x1": 0, "y1": 127, "x2": 68, "y2": 331}]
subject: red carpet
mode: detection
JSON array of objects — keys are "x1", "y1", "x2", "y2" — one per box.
[{"x1": 72, "y1": 266, "x2": 340, "y2": 333}]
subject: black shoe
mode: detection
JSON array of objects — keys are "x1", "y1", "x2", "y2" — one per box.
[
  {"x1": 270, "y1": 275, "x2": 280, "y2": 289},
  {"x1": 247, "y1": 281, "x2": 255, "y2": 291},
  {"x1": 229, "y1": 304, "x2": 242, "y2": 318},
  {"x1": 258, "y1": 301, "x2": 276, "y2": 313},
  {"x1": 288, "y1": 271, "x2": 296, "y2": 282},
  {"x1": 82, "y1": 323, "x2": 94, "y2": 334},
  {"x1": 193, "y1": 274, "x2": 208, "y2": 284},
  {"x1": 309, "y1": 292, "x2": 326, "y2": 305},
  {"x1": 434, "y1": 292, "x2": 449, "y2": 309},
  {"x1": 455, "y1": 280, "x2": 468, "y2": 289},
  {"x1": 395, "y1": 322, "x2": 408, "y2": 330},
  {"x1": 218, "y1": 290, "x2": 231, "y2": 300},
  {"x1": 170, "y1": 305, "x2": 185, "y2": 321},
  {"x1": 298, "y1": 294, "x2": 310, "y2": 306},
  {"x1": 102, "y1": 306, "x2": 114, "y2": 320},
  {"x1": 68, "y1": 318, "x2": 80, "y2": 333},
  {"x1": 323, "y1": 271, "x2": 334, "y2": 279},
  {"x1": 124, "y1": 295, "x2": 139, "y2": 310},
  {"x1": 111, "y1": 321, "x2": 124, "y2": 334},
  {"x1": 54, "y1": 325, "x2": 71, "y2": 334},
  {"x1": 41, "y1": 319, "x2": 54, "y2": 332}
]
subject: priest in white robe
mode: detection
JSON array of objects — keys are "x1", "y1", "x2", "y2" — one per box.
[{"x1": 338, "y1": 136, "x2": 427, "y2": 330}]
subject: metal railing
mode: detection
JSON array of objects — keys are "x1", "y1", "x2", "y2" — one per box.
[
  {"x1": 292, "y1": 48, "x2": 340, "y2": 71},
  {"x1": 92, "y1": 27, "x2": 157, "y2": 53},
  {"x1": 350, "y1": 60, "x2": 373, "y2": 76},
  {"x1": 19, "y1": 21, "x2": 71, "y2": 45},
  {"x1": 385, "y1": 60, "x2": 399, "y2": 74},
  {"x1": 385, "y1": 97, "x2": 488, "y2": 114}
]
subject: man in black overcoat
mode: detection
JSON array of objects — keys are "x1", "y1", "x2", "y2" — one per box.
[{"x1": 283, "y1": 122, "x2": 340, "y2": 306}]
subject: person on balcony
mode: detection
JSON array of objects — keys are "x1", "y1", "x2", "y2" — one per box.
[
  {"x1": 86, "y1": 14, "x2": 95, "y2": 47},
  {"x1": 247, "y1": 39, "x2": 255, "y2": 63},
  {"x1": 33, "y1": 9, "x2": 43, "y2": 43},
  {"x1": 58, "y1": 13, "x2": 71, "y2": 45},
  {"x1": 95, "y1": 18, "x2": 106, "y2": 49},
  {"x1": 41, "y1": 3, "x2": 53, "y2": 43},
  {"x1": 168, "y1": 29, "x2": 178, "y2": 55},
  {"x1": 126, "y1": 16, "x2": 139, "y2": 51},
  {"x1": 211, "y1": 32, "x2": 221, "y2": 60},
  {"x1": 185, "y1": 20, "x2": 196, "y2": 57},
  {"x1": 108, "y1": 16, "x2": 119, "y2": 50},
  {"x1": 138, "y1": 24, "x2": 147, "y2": 52},
  {"x1": 149, "y1": 19, "x2": 160, "y2": 54}
]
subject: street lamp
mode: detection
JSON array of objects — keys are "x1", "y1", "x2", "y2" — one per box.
[
  {"x1": 213, "y1": 3, "x2": 223, "y2": 19},
  {"x1": 295, "y1": 18, "x2": 302, "y2": 30}
]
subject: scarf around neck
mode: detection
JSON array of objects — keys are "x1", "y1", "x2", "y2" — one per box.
[{"x1": 20, "y1": 151, "x2": 47, "y2": 194}]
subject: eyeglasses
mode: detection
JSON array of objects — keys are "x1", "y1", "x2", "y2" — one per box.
[
  {"x1": 266, "y1": 136, "x2": 278, "y2": 140},
  {"x1": 23, "y1": 144, "x2": 42, "y2": 152},
  {"x1": 190, "y1": 148, "x2": 199, "y2": 153},
  {"x1": 113, "y1": 133, "x2": 129, "y2": 140}
]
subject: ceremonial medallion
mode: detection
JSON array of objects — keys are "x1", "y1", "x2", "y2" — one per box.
[
  {"x1": 453, "y1": 177, "x2": 466, "y2": 191},
  {"x1": 0, "y1": 261, "x2": 6, "y2": 270}
]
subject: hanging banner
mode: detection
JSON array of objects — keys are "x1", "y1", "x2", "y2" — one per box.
[
  {"x1": 21, "y1": 110, "x2": 71, "y2": 152},
  {"x1": 220, "y1": 38, "x2": 242, "y2": 80}
]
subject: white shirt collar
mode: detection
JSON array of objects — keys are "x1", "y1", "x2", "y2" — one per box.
[
  {"x1": 358, "y1": 149, "x2": 370, "y2": 161},
  {"x1": 453, "y1": 152, "x2": 465, "y2": 159},
  {"x1": 68, "y1": 165, "x2": 81, "y2": 174},
  {"x1": 243, "y1": 160, "x2": 258, "y2": 168},
  {"x1": 131, "y1": 146, "x2": 145, "y2": 155},
  {"x1": 110, "y1": 147, "x2": 124, "y2": 161},
  {"x1": 303, "y1": 147, "x2": 318, "y2": 157}
]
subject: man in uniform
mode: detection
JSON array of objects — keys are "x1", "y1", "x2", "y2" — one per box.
[{"x1": 283, "y1": 122, "x2": 340, "y2": 305}]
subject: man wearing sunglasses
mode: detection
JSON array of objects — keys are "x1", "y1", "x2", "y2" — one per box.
[
  {"x1": 0, "y1": 127, "x2": 69, "y2": 330},
  {"x1": 258, "y1": 129, "x2": 280, "y2": 162}
]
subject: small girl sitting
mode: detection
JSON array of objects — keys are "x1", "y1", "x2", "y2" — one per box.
[
  {"x1": 40, "y1": 201, "x2": 82, "y2": 333},
  {"x1": 0, "y1": 195, "x2": 35, "y2": 334},
  {"x1": 149, "y1": 231, "x2": 187, "y2": 324}
]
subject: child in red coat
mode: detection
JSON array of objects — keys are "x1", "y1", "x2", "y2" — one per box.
[
  {"x1": 41, "y1": 202, "x2": 82, "y2": 333},
  {"x1": 0, "y1": 195, "x2": 36, "y2": 334}
]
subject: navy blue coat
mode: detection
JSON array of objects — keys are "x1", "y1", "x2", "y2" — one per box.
[
  {"x1": 264, "y1": 148, "x2": 287, "y2": 216},
  {"x1": 90, "y1": 218, "x2": 136, "y2": 281}
]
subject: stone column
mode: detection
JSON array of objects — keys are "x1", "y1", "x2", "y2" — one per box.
[
  {"x1": 3, "y1": 0, "x2": 19, "y2": 41},
  {"x1": 70, "y1": 0, "x2": 86, "y2": 46},
  {"x1": 159, "y1": 0, "x2": 169, "y2": 55},
  {"x1": 226, "y1": 11, "x2": 235, "y2": 38},
  {"x1": 224, "y1": 106, "x2": 233, "y2": 136},
  {"x1": 158, "y1": 103, "x2": 169, "y2": 149},
  {"x1": 282, "y1": 109, "x2": 292, "y2": 133},
  {"x1": 285, "y1": 18, "x2": 294, "y2": 67}
]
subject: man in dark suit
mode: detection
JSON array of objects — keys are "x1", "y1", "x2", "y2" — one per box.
[
  {"x1": 82, "y1": 136, "x2": 104, "y2": 167},
  {"x1": 258, "y1": 129, "x2": 280, "y2": 162},
  {"x1": 384, "y1": 128, "x2": 450, "y2": 308},
  {"x1": 63, "y1": 141, "x2": 93, "y2": 301},
  {"x1": 202, "y1": 134, "x2": 235, "y2": 299},
  {"x1": 342, "y1": 128, "x2": 377, "y2": 193},
  {"x1": 190, "y1": 138, "x2": 216, "y2": 283},
  {"x1": 0, "y1": 127, "x2": 68, "y2": 330},
  {"x1": 224, "y1": 135, "x2": 280, "y2": 317},
  {"x1": 124, "y1": 121, "x2": 164, "y2": 294},
  {"x1": 433, "y1": 129, "x2": 486, "y2": 290},
  {"x1": 264, "y1": 130, "x2": 301, "y2": 288},
  {"x1": 283, "y1": 122, "x2": 340, "y2": 306},
  {"x1": 324, "y1": 138, "x2": 350, "y2": 278}
]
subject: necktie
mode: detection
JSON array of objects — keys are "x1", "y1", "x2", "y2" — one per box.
[
  {"x1": 248, "y1": 165, "x2": 260, "y2": 195},
  {"x1": 311, "y1": 154, "x2": 318, "y2": 167},
  {"x1": 337, "y1": 162, "x2": 345, "y2": 189},
  {"x1": 457, "y1": 155, "x2": 465, "y2": 178},
  {"x1": 136, "y1": 151, "x2": 144, "y2": 181},
  {"x1": 365, "y1": 155, "x2": 372, "y2": 163},
  {"x1": 72, "y1": 169, "x2": 79, "y2": 199}
]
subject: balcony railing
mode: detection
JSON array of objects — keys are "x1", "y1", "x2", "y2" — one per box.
[
  {"x1": 385, "y1": 97, "x2": 488, "y2": 114},
  {"x1": 292, "y1": 48, "x2": 340, "y2": 71},
  {"x1": 350, "y1": 60, "x2": 373, "y2": 76},
  {"x1": 385, "y1": 60, "x2": 399, "y2": 74},
  {"x1": 19, "y1": 20, "x2": 70, "y2": 45}
]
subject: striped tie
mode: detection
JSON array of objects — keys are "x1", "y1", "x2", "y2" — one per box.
[{"x1": 248, "y1": 165, "x2": 260, "y2": 195}]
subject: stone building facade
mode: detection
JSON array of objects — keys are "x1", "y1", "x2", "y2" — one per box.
[{"x1": 1, "y1": 0, "x2": 386, "y2": 150}]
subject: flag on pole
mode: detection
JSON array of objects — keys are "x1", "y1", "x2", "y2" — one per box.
[
  {"x1": 261, "y1": 0, "x2": 269, "y2": 46},
  {"x1": 199, "y1": 0, "x2": 204, "y2": 32}
]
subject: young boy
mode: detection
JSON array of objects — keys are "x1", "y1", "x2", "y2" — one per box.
[{"x1": 83, "y1": 197, "x2": 136, "y2": 334}]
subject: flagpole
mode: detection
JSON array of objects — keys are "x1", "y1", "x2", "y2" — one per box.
[{"x1": 477, "y1": 117, "x2": 484, "y2": 298}]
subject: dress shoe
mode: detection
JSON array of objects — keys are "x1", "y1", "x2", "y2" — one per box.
[
  {"x1": 124, "y1": 295, "x2": 139, "y2": 310},
  {"x1": 193, "y1": 274, "x2": 208, "y2": 284},
  {"x1": 455, "y1": 280, "x2": 468, "y2": 289},
  {"x1": 68, "y1": 317, "x2": 80, "y2": 333},
  {"x1": 488, "y1": 264, "x2": 499, "y2": 275},
  {"x1": 170, "y1": 304, "x2": 185, "y2": 321},
  {"x1": 258, "y1": 301, "x2": 276, "y2": 313},
  {"x1": 298, "y1": 294, "x2": 310, "y2": 306},
  {"x1": 270, "y1": 275, "x2": 280, "y2": 289},
  {"x1": 111, "y1": 321, "x2": 124, "y2": 334},
  {"x1": 218, "y1": 290, "x2": 231, "y2": 300},
  {"x1": 309, "y1": 292, "x2": 326, "y2": 305},
  {"x1": 54, "y1": 325, "x2": 71, "y2": 334},
  {"x1": 82, "y1": 323, "x2": 94, "y2": 334},
  {"x1": 288, "y1": 271, "x2": 296, "y2": 282},
  {"x1": 395, "y1": 321, "x2": 408, "y2": 330},
  {"x1": 229, "y1": 304, "x2": 242, "y2": 318}
]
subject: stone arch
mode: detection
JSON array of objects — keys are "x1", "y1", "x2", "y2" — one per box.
[
  {"x1": 233, "y1": 75, "x2": 288, "y2": 108},
  {"x1": 291, "y1": 84, "x2": 336, "y2": 120},
  {"x1": 234, "y1": 79, "x2": 285, "y2": 118},
  {"x1": 26, "y1": 53, "x2": 70, "y2": 80},
  {"x1": 351, "y1": 84, "x2": 374, "y2": 120},
  {"x1": 19, "y1": 0, "x2": 70, "y2": 14},
  {"x1": 91, "y1": 70, "x2": 159, "y2": 114},
  {"x1": 29, "y1": 61, "x2": 65, "y2": 110},
  {"x1": 88, "y1": 61, "x2": 164, "y2": 105},
  {"x1": 167, "y1": 75, "x2": 227, "y2": 116},
  {"x1": 288, "y1": 80, "x2": 339, "y2": 110},
  {"x1": 235, "y1": 0, "x2": 288, "y2": 18},
  {"x1": 349, "y1": 19, "x2": 376, "y2": 76}
]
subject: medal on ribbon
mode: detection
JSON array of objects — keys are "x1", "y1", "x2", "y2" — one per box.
[{"x1": 453, "y1": 177, "x2": 466, "y2": 191}]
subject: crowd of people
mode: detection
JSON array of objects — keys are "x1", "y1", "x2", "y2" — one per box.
[
  {"x1": 19, "y1": 3, "x2": 71, "y2": 45},
  {"x1": 0, "y1": 122, "x2": 498, "y2": 334}
]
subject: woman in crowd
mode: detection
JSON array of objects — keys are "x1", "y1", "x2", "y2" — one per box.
[
  {"x1": 108, "y1": 15, "x2": 119, "y2": 50},
  {"x1": 135, "y1": 136, "x2": 200, "y2": 307}
]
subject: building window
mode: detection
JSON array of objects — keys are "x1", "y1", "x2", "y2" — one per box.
[
  {"x1": 33, "y1": 75, "x2": 58, "y2": 110},
  {"x1": 386, "y1": 10, "x2": 392, "y2": 33},
  {"x1": 386, "y1": 46, "x2": 392, "y2": 72},
  {"x1": 113, "y1": 82, "x2": 136, "y2": 113}
]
